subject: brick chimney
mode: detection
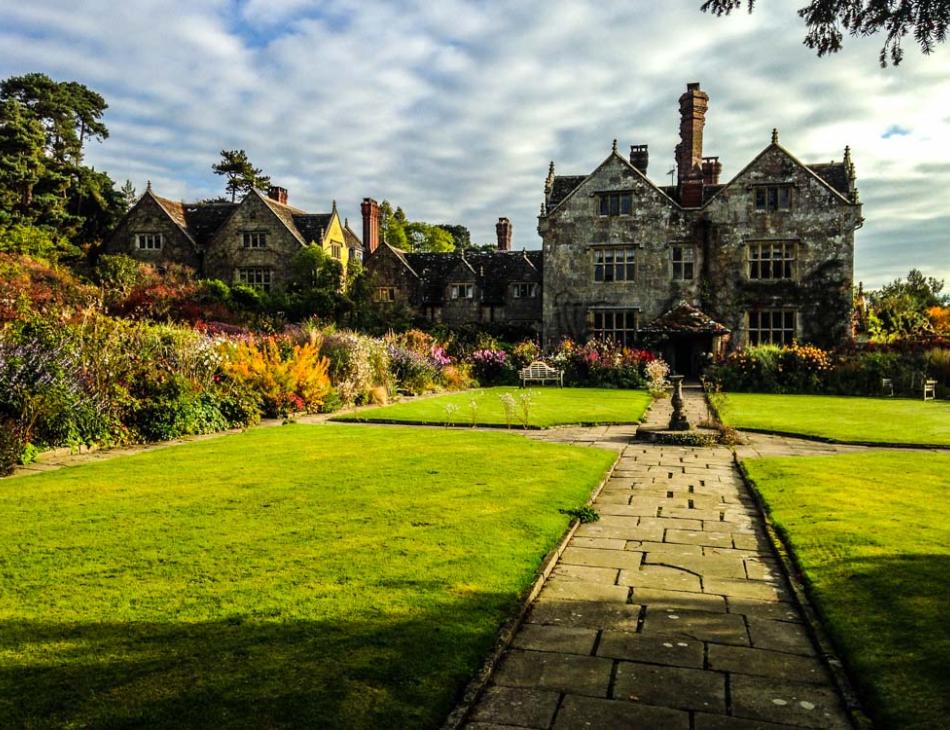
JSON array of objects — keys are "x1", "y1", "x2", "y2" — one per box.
[
  {"x1": 630, "y1": 145, "x2": 649, "y2": 175},
  {"x1": 268, "y1": 186, "x2": 288, "y2": 205},
  {"x1": 361, "y1": 197, "x2": 380, "y2": 254},
  {"x1": 496, "y1": 217, "x2": 512, "y2": 251},
  {"x1": 675, "y1": 82, "x2": 709, "y2": 208},
  {"x1": 701, "y1": 156, "x2": 722, "y2": 185}
]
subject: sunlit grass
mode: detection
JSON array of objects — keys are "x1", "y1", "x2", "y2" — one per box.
[
  {"x1": 744, "y1": 452, "x2": 950, "y2": 729},
  {"x1": 0, "y1": 424, "x2": 615, "y2": 728}
]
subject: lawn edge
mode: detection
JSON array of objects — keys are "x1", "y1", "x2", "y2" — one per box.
[
  {"x1": 441, "y1": 447, "x2": 622, "y2": 730},
  {"x1": 726, "y1": 425, "x2": 950, "y2": 450},
  {"x1": 329, "y1": 416, "x2": 642, "y2": 430},
  {"x1": 734, "y1": 453, "x2": 873, "y2": 730}
]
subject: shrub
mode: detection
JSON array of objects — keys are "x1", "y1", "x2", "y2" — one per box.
[
  {"x1": 387, "y1": 345, "x2": 437, "y2": 394},
  {"x1": 469, "y1": 348, "x2": 512, "y2": 385},
  {"x1": 554, "y1": 338, "x2": 654, "y2": 388},
  {"x1": 320, "y1": 331, "x2": 391, "y2": 406},
  {"x1": 510, "y1": 340, "x2": 541, "y2": 369},
  {"x1": 221, "y1": 336, "x2": 332, "y2": 417},
  {"x1": 645, "y1": 358, "x2": 670, "y2": 397},
  {"x1": 440, "y1": 363, "x2": 475, "y2": 390}
]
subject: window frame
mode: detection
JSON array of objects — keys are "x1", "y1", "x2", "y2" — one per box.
[
  {"x1": 134, "y1": 232, "x2": 163, "y2": 251},
  {"x1": 746, "y1": 309, "x2": 796, "y2": 346},
  {"x1": 374, "y1": 286, "x2": 396, "y2": 302},
  {"x1": 449, "y1": 283, "x2": 474, "y2": 300},
  {"x1": 598, "y1": 191, "x2": 633, "y2": 217},
  {"x1": 511, "y1": 282, "x2": 538, "y2": 299},
  {"x1": 237, "y1": 267, "x2": 273, "y2": 292},
  {"x1": 671, "y1": 244, "x2": 696, "y2": 281},
  {"x1": 242, "y1": 230, "x2": 268, "y2": 249},
  {"x1": 753, "y1": 185, "x2": 793, "y2": 212},
  {"x1": 330, "y1": 243, "x2": 342, "y2": 260},
  {"x1": 747, "y1": 241, "x2": 797, "y2": 281},
  {"x1": 589, "y1": 308, "x2": 639, "y2": 348},
  {"x1": 593, "y1": 246, "x2": 637, "y2": 283}
]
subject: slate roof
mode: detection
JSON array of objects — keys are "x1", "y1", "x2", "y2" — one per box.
[
  {"x1": 343, "y1": 221, "x2": 363, "y2": 251},
  {"x1": 640, "y1": 302, "x2": 730, "y2": 335},
  {"x1": 807, "y1": 162, "x2": 850, "y2": 196},
  {"x1": 547, "y1": 176, "x2": 587, "y2": 208},
  {"x1": 292, "y1": 214, "x2": 333, "y2": 245},
  {"x1": 144, "y1": 189, "x2": 338, "y2": 249}
]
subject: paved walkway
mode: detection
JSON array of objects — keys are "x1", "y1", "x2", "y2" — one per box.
[{"x1": 462, "y1": 388, "x2": 854, "y2": 730}]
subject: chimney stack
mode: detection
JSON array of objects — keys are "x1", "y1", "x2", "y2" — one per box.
[
  {"x1": 675, "y1": 82, "x2": 709, "y2": 208},
  {"x1": 701, "y1": 156, "x2": 722, "y2": 185},
  {"x1": 630, "y1": 145, "x2": 649, "y2": 175},
  {"x1": 268, "y1": 186, "x2": 288, "y2": 205},
  {"x1": 496, "y1": 217, "x2": 512, "y2": 251},
  {"x1": 361, "y1": 198, "x2": 380, "y2": 255}
]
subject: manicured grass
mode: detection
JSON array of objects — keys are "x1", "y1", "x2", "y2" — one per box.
[
  {"x1": 744, "y1": 452, "x2": 950, "y2": 729},
  {"x1": 0, "y1": 425, "x2": 615, "y2": 729},
  {"x1": 717, "y1": 393, "x2": 950, "y2": 445},
  {"x1": 334, "y1": 386, "x2": 653, "y2": 428}
]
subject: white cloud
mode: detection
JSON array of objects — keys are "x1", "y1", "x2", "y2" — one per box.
[{"x1": 1, "y1": 0, "x2": 948, "y2": 287}]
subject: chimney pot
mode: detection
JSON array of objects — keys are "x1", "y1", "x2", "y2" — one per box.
[
  {"x1": 361, "y1": 197, "x2": 380, "y2": 255},
  {"x1": 701, "y1": 156, "x2": 722, "y2": 185},
  {"x1": 630, "y1": 144, "x2": 649, "y2": 175},
  {"x1": 495, "y1": 217, "x2": 512, "y2": 251},
  {"x1": 268, "y1": 186, "x2": 288, "y2": 205}
]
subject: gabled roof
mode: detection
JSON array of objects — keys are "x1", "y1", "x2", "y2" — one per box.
[
  {"x1": 807, "y1": 162, "x2": 850, "y2": 196},
  {"x1": 545, "y1": 150, "x2": 681, "y2": 216},
  {"x1": 640, "y1": 302, "x2": 730, "y2": 335},
  {"x1": 343, "y1": 220, "x2": 363, "y2": 251},
  {"x1": 702, "y1": 141, "x2": 857, "y2": 207},
  {"x1": 145, "y1": 191, "x2": 199, "y2": 249},
  {"x1": 547, "y1": 176, "x2": 587, "y2": 208},
  {"x1": 182, "y1": 202, "x2": 238, "y2": 245},
  {"x1": 253, "y1": 189, "x2": 308, "y2": 245},
  {"x1": 292, "y1": 214, "x2": 333, "y2": 245}
]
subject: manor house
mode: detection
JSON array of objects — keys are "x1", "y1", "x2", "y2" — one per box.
[
  {"x1": 363, "y1": 82, "x2": 862, "y2": 374},
  {"x1": 104, "y1": 185, "x2": 362, "y2": 290}
]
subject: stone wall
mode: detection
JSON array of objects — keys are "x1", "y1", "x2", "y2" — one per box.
[{"x1": 103, "y1": 194, "x2": 201, "y2": 273}]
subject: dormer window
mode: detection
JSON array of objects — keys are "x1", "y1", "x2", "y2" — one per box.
[
  {"x1": 599, "y1": 192, "x2": 632, "y2": 216},
  {"x1": 450, "y1": 283, "x2": 474, "y2": 300},
  {"x1": 243, "y1": 231, "x2": 267, "y2": 248},
  {"x1": 135, "y1": 233, "x2": 163, "y2": 250},
  {"x1": 754, "y1": 186, "x2": 792, "y2": 212}
]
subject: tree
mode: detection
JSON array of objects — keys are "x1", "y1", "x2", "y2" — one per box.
[
  {"x1": 120, "y1": 179, "x2": 137, "y2": 211},
  {"x1": 0, "y1": 98, "x2": 46, "y2": 221},
  {"x1": 439, "y1": 224, "x2": 472, "y2": 250},
  {"x1": 867, "y1": 268, "x2": 947, "y2": 341},
  {"x1": 376, "y1": 200, "x2": 456, "y2": 252},
  {"x1": 700, "y1": 0, "x2": 950, "y2": 65},
  {"x1": 405, "y1": 221, "x2": 455, "y2": 252},
  {"x1": 212, "y1": 149, "x2": 271, "y2": 202}
]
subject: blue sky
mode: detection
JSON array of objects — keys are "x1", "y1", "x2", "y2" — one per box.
[{"x1": 1, "y1": 0, "x2": 948, "y2": 287}]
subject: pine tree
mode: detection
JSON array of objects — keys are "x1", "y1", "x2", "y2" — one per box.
[
  {"x1": 120, "y1": 179, "x2": 137, "y2": 211},
  {"x1": 212, "y1": 150, "x2": 271, "y2": 202}
]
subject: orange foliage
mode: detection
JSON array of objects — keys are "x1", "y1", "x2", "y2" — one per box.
[
  {"x1": 221, "y1": 336, "x2": 332, "y2": 417},
  {"x1": 928, "y1": 306, "x2": 950, "y2": 336}
]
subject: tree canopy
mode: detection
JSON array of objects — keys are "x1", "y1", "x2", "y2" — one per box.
[
  {"x1": 701, "y1": 0, "x2": 950, "y2": 65},
  {"x1": 377, "y1": 200, "x2": 457, "y2": 253},
  {"x1": 212, "y1": 149, "x2": 271, "y2": 202}
]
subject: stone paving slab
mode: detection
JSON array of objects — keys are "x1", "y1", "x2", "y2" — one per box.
[{"x1": 461, "y1": 386, "x2": 853, "y2": 730}]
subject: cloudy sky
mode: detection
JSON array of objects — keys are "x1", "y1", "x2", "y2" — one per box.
[{"x1": 1, "y1": 0, "x2": 947, "y2": 287}]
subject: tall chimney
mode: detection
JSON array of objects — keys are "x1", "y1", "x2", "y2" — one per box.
[
  {"x1": 701, "y1": 156, "x2": 722, "y2": 185},
  {"x1": 361, "y1": 197, "x2": 380, "y2": 255},
  {"x1": 675, "y1": 82, "x2": 709, "y2": 207},
  {"x1": 630, "y1": 145, "x2": 649, "y2": 175},
  {"x1": 268, "y1": 186, "x2": 288, "y2": 205},
  {"x1": 496, "y1": 217, "x2": 512, "y2": 251}
]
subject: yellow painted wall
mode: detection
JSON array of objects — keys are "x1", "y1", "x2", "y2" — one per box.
[{"x1": 321, "y1": 213, "x2": 349, "y2": 267}]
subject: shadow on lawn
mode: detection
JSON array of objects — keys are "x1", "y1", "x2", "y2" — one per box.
[
  {"x1": 0, "y1": 592, "x2": 511, "y2": 730},
  {"x1": 809, "y1": 553, "x2": 950, "y2": 729}
]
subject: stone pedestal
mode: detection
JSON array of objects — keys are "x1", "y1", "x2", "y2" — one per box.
[{"x1": 668, "y1": 375, "x2": 690, "y2": 431}]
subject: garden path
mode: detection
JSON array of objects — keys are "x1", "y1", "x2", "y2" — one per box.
[{"x1": 461, "y1": 386, "x2": 857, "y2": 730}]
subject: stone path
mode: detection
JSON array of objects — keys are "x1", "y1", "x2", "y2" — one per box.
[{"x1": 462, "y1": 387, "x2": 854, "y2": 730}]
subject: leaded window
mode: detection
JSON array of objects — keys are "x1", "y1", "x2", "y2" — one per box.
[
  {"x1": 591, "y1": 309, "x2": 639, "y2": 347},
  {"x1": 237, "y1": 267, "x2": 272, "y2": 291},
  {"x1": 672, "y1": 245, "x2": 695, "y2": 280},
  {"x1": 135, "y1": 232, "x2": 163, "y2": 250},
  {"x1": 748, "y1": 241, "x2": 796, "y2": 280},
  {"x1": 754, "y1": 186, "x2": 792, "y2": 212},
  {"x1": 512, "y1": 282, "x2": 538, "y2": 299},
  {"x1": 747, "y1": 309, "x2": 796, "y2": 345},
  {"x1": 599, "y1": 192, "x2": 633, "y2": 216},
  {"x1": 242, "y1": 231, "x2": 267, "y2": 249},
  {"x1": 450, "y1": 283, "x2": 474, "y2": 300},
  {"x1": 593, "y1": 247, "x2": 637, "y2": 283}
]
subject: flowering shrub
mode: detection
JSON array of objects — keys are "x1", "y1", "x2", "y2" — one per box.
[
  {"x1": 387, "y1": 345, "x2": 438, "y2": 394},
  {"x1": 320, "y1": 330, "x2": 391, "y2": 406},
  {"x1": 645, "y1": 358, "x2": 670, "y2": 397},
  {"x1": 510, "y1": 340, "x2": 541, "y2": 369},
  {"x1": 440, "y1": 363, "x2": 476, "y2": 390},
  {"x1": 0, "y1": 254, "x2": 97, "y2": 323},
  {"x1": 220, "y1": 336, "x2": 332, "y2": 417},
  {"x1": 553, "y1": 338, "x2": 655, "y2": 388},
  {"x1": 469, "y1": 348, "x2": 511, "y2": 385}
]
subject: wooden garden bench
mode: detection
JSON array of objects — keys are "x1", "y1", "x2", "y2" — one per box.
[
  {"x1": 520, "y1": 361, "x2": 563, "y2": 387},
  {"x1": 924, "y1": 379, "x2": 937, "y2": 401}
]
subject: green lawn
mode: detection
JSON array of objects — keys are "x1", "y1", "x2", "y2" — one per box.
[
  {"x1": 334, "y1": 386, "x2": 653, "y2": 428},
  {"x1": 0, "y1": 424, "x2": 615, "y2": 729},
  {"x1": 717, "y1": 393, "x2": 950, "y2": 445},
  {"x1": 744, "y1": 452, "x2": 950, "y2": 729}
]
